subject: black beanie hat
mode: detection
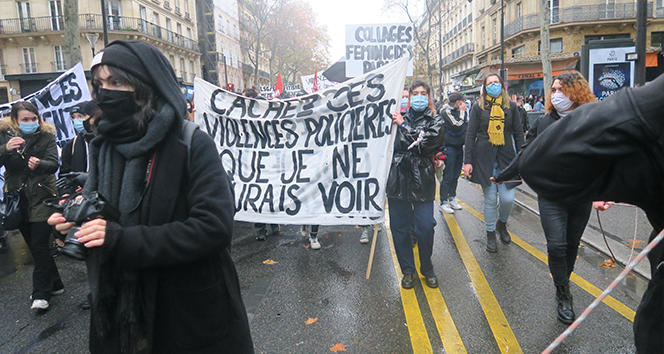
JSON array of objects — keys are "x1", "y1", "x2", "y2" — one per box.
[
  {"x1": 70, "y1": 100, "x2": 99, "y2": 117},
  {"x1": 90, "y1": 40, "x2": 186, "y2": 118}
]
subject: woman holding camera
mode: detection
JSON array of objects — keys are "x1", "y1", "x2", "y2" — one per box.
[
  {"x1": 0, "y1": 101, "x2": 63, "y2": 310},
  {"x1": 48, "y1": 41, "x2": 253, "y2": 353}
]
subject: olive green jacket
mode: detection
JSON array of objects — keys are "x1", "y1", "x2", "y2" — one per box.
[{"x1": 0, "y1": 118, "x2": 58, "y2": 222}]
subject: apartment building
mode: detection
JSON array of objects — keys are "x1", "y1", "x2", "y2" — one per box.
[{"x1": 0, "y1": 0, "x2": 201, "y2": 103}]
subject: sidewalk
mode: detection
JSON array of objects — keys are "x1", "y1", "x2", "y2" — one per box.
[{"x1": 513, "y1": 183, "x2": 652, "y2": 281}]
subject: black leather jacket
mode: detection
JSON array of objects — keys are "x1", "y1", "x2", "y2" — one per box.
[{"x1": 387, "y1": 107, "x2": 445, "y2": 202}]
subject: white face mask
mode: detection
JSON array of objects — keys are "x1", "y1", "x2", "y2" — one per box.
[{"x1": 551, "y1": 92, "x2": 574, "y2": 113}]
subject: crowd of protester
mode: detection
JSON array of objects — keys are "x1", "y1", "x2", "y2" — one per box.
[{"x1": 1, "y1": 38, "x2": 663, "y2": 353}]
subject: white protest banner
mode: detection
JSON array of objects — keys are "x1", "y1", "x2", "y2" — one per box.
[
  {"x1": 301, "y1": 72, "x2": 337, "y2": 93},
  {"x1": 194, "y1": 57, "x2": 408, "y2": 225},
  {"x1": 0, "y1": 62, "x2": 91, "y2": 146},
  {"x1": 345, "y1": 23, "x2": 414, "y2": 78},
  {"x1": 259, "y1": 84, "x2": 302, "y2": 99}
]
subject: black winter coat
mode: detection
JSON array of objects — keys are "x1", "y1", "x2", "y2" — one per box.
[
  {"x1": 493, "y1": 110, "x2": 561, "y2": 183},
  {"x1": 60, "y1": 133, "x2": 94, "y2": 173},
  {"x1": 387, "y1": 107, "x2": 445, "y2": 202},
  {"x1": 87, "y1": 123, "x2": 253, "y2": 354},
  {"x1": 464, "y1": 100, "x2": 524, "y2": 188},
  {"x1": 0, "y1": 118, "x2": 58, "y2": 222},
  {"x1": 519, "y1": 74, "x2": 664, "y2": 353}
]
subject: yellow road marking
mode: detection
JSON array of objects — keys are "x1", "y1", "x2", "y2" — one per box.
[
  {"x1": 384, "y1": 212, "x2": 434, "y2": 354},
  {"x1": 457, "y1": 199, "x2": 636, "y2": 322},
  {"x1": 443, "y1": 213, "x2": 523, "y2": 353},
  {"x1": 413, "y1": 246, "x2": 468, "y2": 353}
]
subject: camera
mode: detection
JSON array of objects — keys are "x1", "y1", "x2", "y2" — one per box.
[{"x1": 45, "y1": 192, "x2": 119, "y2": 260}]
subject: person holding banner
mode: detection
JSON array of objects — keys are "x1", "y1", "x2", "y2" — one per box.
[
  {"x1": 388, "y1": 80, "x2": 444, "y2": 289},
  {"x1": 48, "y1": 41, "x2": 253, "y2": 354},
  {"x1": 0, "y1": 102, "x2": 63, "y2": 310},
  {"x1": 464, "y1": 73, "x2": 524, "y2": 253}
]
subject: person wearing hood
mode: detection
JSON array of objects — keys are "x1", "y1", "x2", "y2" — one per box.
[
  {"x1": 60, "y1": 100, "x2": 98, "y2": 176},
  {"x1": 438, "y1": 91, "x2": 468, "y2": 214},
  {"x1": 48, "y1": 40, "x2": 253, "y2": 354},
  {"x1": 0, "y1": 101, "x2": 62, "y2": 310},
  {"x1": 464, "y1": 74, "x2": 524, "y2": 253},
  {"x1": 388, "y1": 80, "x2": 445, "y2": 289},
  {"x1": 492, "y1": 71, "x2": 597, "y2": 324}
]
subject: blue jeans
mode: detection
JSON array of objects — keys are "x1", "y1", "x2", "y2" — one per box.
[
  {"x1": 439, "y1": 145, "x2": 463, "y2": 202},
  {"x1": 481, "y1": 163, "x2": 515, "y2": 232},
  {"x1": 538, "y1": 198, "x2": 592, "y2": 286},
  {"x1": 389, "y1": 198, "x2": 436, "y2": 277}
]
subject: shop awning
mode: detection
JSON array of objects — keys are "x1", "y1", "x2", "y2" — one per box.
[{"x1": 475, "y1": 57, "x2": 580, "y2": 83}]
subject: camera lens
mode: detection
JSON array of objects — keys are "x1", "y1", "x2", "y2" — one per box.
[{"x1": 60, "y1": 227, "x2": 88, "y2": 261}]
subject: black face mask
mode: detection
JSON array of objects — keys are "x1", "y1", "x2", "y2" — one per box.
[
  {"x1": 82, "y1": 118, "x2": 93, "y2": 134},
  {"x1": 95, "y1": 89, "x2": 139, "y2": 119}
]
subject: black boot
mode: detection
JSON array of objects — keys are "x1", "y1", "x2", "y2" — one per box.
[
  {"x1": 555, "y1": 284, "x2": 575, "y2": 324},
  {"x1": 486, "y1": 231, "x2": 498, "y2": 253},
  {"x1": 496, "y1": 220, "x2": 511, "y2": 244}
]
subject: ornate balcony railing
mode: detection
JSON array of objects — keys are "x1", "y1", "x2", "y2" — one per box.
[
  {"x1": 441, "y1": 43, "x2": 475, "y2": 66},
  {"x1": 20, "y1": 63, "x2": 38, "y2": 74},
  {"x1": 0, "y1": 14, "x2": 198, "y2": 51},
  {"x1": 505, "y1": 2, "x2": 654, "y2": 38}
]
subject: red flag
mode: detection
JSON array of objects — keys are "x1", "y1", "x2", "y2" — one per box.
[
  {"x1": 312, "y1": 69, "x2": 318, "y2": 92},
  {"x1": 274, "y1": 72, "x2": 283, "y2": 97}
]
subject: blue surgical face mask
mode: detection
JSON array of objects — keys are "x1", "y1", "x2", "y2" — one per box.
[
  {"x1": 410, "y1": 95, "x2": 429, "y2": 112},
  {"x1": 19, "y1": 121, "x2": 39, "y2": 135},
  {"x1": 73, "y1": 119, "x2": 86, "y2": 133},
  {"x1": 401, "y1": 97, "x2": 409, "y2": 109},
  {"x1": 486, "y1": 83, "x2": 503, "y2": 98}
]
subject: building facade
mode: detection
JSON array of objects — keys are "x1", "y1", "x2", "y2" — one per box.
[{"x1": 0, "y1": 0, "x2": 201, "y2": 103}]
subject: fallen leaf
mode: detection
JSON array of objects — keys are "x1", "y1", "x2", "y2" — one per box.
[
  {"x1": 626, "y1": 241, "x2": 643, "y2": 249},
  {"x1": 330, "y1": 343, "x2": 347, "y2": 352},
  {"x1": 263, "y1": 259, "x2": 278, "y2": 265},
  {"x1": 305, "y1": 317, "x2": 318, "y2": 324},
  {"x1": 303, "y1": 244, "x2": 311, "y2": 249},
  {"x1": 600, "y1": 259, "x2": 615, "y2": 268}
]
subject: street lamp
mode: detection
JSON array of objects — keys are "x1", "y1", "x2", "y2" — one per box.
[
  {"x1": 85, "y1": 33, "x2": 99, "y2": 56},
  {"x1": 500, "y1": 0, "x2": 505, "y2": 83}
]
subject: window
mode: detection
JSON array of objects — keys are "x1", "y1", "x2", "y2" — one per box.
[
  {"x1": 53, "y1": 45, "x2": 66, "y2": 71},
  {"x1": 166, "y1": 19, "x2": 173, "y2": 41},
  {"x1": 604, "y1": 0, "x2": 616, "y2": 19},
  {"x1": 140, "y1": 6, "x2": 148, "y2": 33},
  {"x1": 538, "y1": 38, "x2": 563, "y2": 53},
  {"x1": 107, "y1": 1, "x2": 122, "y2": 30},
  {"x1": 17, "y1": 1, "x2": 31, "y2": 32},
  {"x1": 180, "y1": 58, "x2": 185, "y2": 79},
  {"x1": 22, "y1": 47, "x2": 37, "y2": 73},
  {"x1": 190, "y1": 60, "x2": 195, "y2": 81},
  {"x1": 184, "y1": 0, "x2": 189, "y2": 15},
  {"x1": 492, "y1": 18, "x2": 497, "y2": 45},
  {"x1": 153, "y1": 13, "x2": 161, "y2": 38},
  {"x1": 652, "y1": 32, "x2": 664, "y2": 47},
  {"x1": 0, "y1": 49, "x2": 5, "y2": 77},
  {"x1": 512, "y1": 45, "x2": 526, "y2": 58},
  {"x1": 481, "y1": 26, "x2": 485, "y2": 49},
  {"x1": 550, "y1": 0, "x2": 559, "y2": 23},
  {"x1": 517, "y1": 2, "x2": 522, "y2": 18},
  {"x1": 169, "y1": 55, "x2": 175, "y2": 68},
  {"x1": 49, "y1": 1, "x2": 62, "y2": 30},
  {"x1": 177, "y1": 23, "x2": 182, "y2": 45}
]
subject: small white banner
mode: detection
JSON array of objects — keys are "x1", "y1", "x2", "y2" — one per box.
[
  {"x1": 345, "y1": 23, "x2": 414, "y2": 77},
  {"x1": 194, "y1": 57, "x2": 409, "y2": 225}
]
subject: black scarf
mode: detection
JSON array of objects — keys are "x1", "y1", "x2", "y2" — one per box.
[{"x1": 84, "y1": 101, "x2": 177, "y2": 354}]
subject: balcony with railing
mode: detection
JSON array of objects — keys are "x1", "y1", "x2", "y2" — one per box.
[
  {"x1": 164, "y1": 1, "x2": 171, "y2": 10},
  {"x1": 175, "y1": 6, "x2": 181, "y2": 15},
  {"x1": 0, "y1": 14, "x2": 198, "y2": 51},
  {"x1": 442, "y1": 43, "x2": 475, "y2": 66},
  {"x1": 505, "y1": 2, "x2": 654, "y2": 38},
  {"x1": 20, "y1": 63, "x2": 38, "y2": 74}
]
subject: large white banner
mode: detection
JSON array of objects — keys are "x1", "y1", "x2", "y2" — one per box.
[
  {"x1": 195, "y1": 57, "x2": 408, "y2": 225},
  {"x1": 301, "y1": 72, "x2": 337, "y2": 93},
  {"x1": 588, "y1": 46, "x2": 635, "y2": 101},
  {"x1": 0, "y1": 62, "x2": 91, "y2": 146},
  {"x1": 345, "y1": 23, "x2": 414, "y2": 77}
]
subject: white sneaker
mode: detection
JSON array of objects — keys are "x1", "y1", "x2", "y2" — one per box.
[
  {"x1": 440, "y1": 202, "x2": 455, "y2": 214},
  {"x1": 360, "y1": 228, "x2": 370, "y2": 244},
  {"x1": 309, "y1": 237, "x2": 321, "y2": 250},
  {"x1": 300, "y1": 225, "x2": 309, "y2": 238},
  {"x1": 449, "y1": 200, "x2": 463, "y2": 210},
  {"x1": 31, "y1": 299, "x2": 49, "y2": 310}
]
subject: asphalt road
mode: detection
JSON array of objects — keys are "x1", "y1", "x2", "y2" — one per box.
[{"x1": 0, "y1": 180, "x2": 648, "y2": 353}]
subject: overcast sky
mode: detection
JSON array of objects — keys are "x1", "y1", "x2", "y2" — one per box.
[{"x1": 307, "y1": 0, "x2": 412, "y2": 62}]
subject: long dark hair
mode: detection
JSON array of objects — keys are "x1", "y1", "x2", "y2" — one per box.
[{"x1": 91, "y1": 65, "x2": 157, "y2": 135}]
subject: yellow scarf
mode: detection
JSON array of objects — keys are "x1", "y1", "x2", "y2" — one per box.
[{"x1": 487, "y1": 96, "x2": 505, "y2": 146}]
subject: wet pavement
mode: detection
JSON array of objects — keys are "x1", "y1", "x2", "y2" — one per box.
[{"x1": 0, "y1": 180, "x2": 649, "y2": 353}]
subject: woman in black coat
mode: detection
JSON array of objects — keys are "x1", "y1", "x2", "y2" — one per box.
[
  {"x1": 48, "y1": 41, "x2": 253, "y2": 354},
  {"x1": 493, "y1": 71, "x2": 597, "y2": 324},
  {"x1": 388, "y1": 80, "x2": 445, "y2": 289},
  {"x1": 463, "y1": 73, "x2": 524, "y2": 253}
]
